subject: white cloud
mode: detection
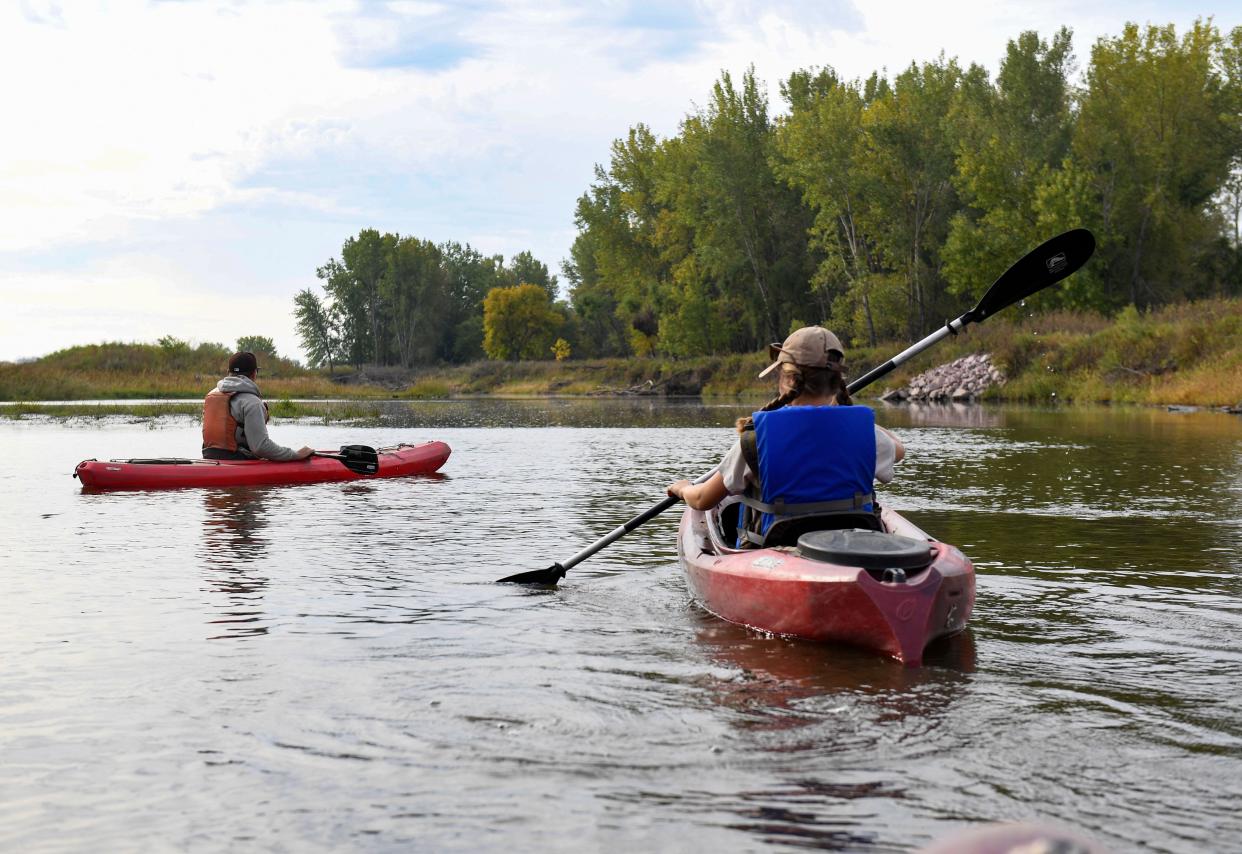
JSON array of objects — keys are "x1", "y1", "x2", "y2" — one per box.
[
  {"x1": 1, "y1": 0, "x2": 1235, "y2": 362},
  {"x1": 0, "y1": 255, "x2": 300, "y2": 363}
]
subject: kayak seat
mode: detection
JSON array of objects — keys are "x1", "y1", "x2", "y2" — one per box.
[
  {"x1": 797, "y1": 529, "x2": 932, "y2": 570},
  {"x1": 759, "y1": 510, "x2": 883, "y2": 548}
]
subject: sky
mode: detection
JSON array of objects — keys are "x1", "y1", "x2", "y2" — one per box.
[{"x1": 0, "y1": 0, "x2": 1235, "y2": 363}]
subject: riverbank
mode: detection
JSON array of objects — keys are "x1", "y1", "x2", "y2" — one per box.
[{"x1": 3, "y1": 297, "x2": 1241, "y2": 412}]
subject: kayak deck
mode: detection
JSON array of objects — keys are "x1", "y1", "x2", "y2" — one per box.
[
  {"x1": 74, "y1": 441, "x2": 450, "y2": 490},
  {"x1": 677, "y1": 502, "x2": 975, "y2": 666}
]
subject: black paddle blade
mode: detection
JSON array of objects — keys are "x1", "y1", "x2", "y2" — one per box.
[
  {"x1": 969, "y1": 228, "x2": 1095, "y2": 322},
  {"x1": 497, "y1": 563, "x2": 566, "y2": 586},
  {"x1": 336, "y1": 444, "x2": 380, "y2": 475}
]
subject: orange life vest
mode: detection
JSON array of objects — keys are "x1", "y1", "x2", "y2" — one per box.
[{"x1": 202, "y1": 389, "x2": 269, "y2": 452}]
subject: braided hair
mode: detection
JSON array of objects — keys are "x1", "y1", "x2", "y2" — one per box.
[{"x1": 735, "y1": 359, "x2": 851, "y2": 433}]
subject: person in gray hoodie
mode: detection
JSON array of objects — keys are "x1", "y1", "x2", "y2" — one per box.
[{"x1": 201, "y1": 351, "x2": 313, "y2": 461}]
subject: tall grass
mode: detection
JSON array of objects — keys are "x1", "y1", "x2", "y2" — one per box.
[
  {"x1": 0, "y1": 400, "x2": 388, "y2": 423},
  {"x1": 889, "y1": 298, "x2": 1242, "y2": 406},
  {"x1": 5, "y1": 299, "x2": 1242, "y2": 408},
  {"x1": 0, "y1": 364, "x2": 361, "y2": 400}
]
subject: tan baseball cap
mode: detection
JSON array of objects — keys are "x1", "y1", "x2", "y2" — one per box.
[{"x1": 758, "y1": 326, "x2": 845, "y2": 378}]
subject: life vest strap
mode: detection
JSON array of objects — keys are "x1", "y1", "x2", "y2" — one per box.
[{"x1": 738, "y1": 491, "x2": 875, "y2": 517}]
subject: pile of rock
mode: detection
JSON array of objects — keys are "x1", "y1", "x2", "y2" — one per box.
[{"x1": 879, "y1": 353, "x2": 1005, "y2": 402}]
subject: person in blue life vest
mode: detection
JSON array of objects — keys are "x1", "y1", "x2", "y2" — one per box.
[
  {"x1": 667, "y1": 326, "x2": 904, "y2": 542},
  {"x1": 201, "y1": 351, "x2": 314, "y2": 461}
]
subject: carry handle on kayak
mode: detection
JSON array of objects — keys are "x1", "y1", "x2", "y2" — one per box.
[
  {"x1": 313, "y1": 444, "x2": 380, "y2": 475},
  {"x1": 497, "y1": 229, "x2": 1096, "y2": 586}
]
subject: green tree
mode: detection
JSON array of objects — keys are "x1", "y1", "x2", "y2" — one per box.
[
  {"x1": 503, "y1": 250, "x2": 559, "y2": 300},
  {"x1": 943, "y1": 28, "x2": 1076, "y2": 306},
  {"x1": 482, "y1": 284, "x2": 562, "y2": 361},
  {"x1": 856, "y1": 56, "x2": 965, "y2": 339},
  {"x1": 663, "y1": 68, "x2": 814, "y2": 350},
  {"x1": 564, "y1": 229, "x2": 630, "y2": 357},
  {"x1": 156, "y1": 335, "x2": 194, "y2": 370},
  {"x1": 235, "y1": 335, "x2": 277, "y2": 358},
  {"x1": 567, "y1": 124, "x2": 670, "y2": 357},
  {"x1": 338, "y1": 229, "x2": 396, "y2": 363},
  {"x1": 293, "y1": 288, "x2": 339, "y2": 371},
  {"x1": 1068, "y1": 20, "x2": 1242, "y2": 308},
  {"x1": 384, "y1": 237, "x2": 448, "y2": 368},
  {"x1": 775, "y1": 67, "x2": 883, "y2": 343},
  {"x1": 317, "y1": 257, "x2": 369, "y2": 367},
  {"x1": 440, "y1": 242, "x2": 502, "y2": 362}
]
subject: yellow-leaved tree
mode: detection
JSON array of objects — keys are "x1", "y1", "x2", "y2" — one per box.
[{"x1": 482, "y1": 284, "x2": 563, "y2": 361}]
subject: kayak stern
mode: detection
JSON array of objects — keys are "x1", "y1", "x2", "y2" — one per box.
[{"x1": 678, "y1": 504, "x2": 975, "y2": 666}]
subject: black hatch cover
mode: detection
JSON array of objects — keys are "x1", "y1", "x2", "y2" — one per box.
[{"x1": 797, "y1": 529, "x2": 932, "y2": 570}]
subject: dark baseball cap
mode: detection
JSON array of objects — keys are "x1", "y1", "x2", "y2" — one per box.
[{"x1": 228, "y1": 351, "x2": 258, "y2": 374}]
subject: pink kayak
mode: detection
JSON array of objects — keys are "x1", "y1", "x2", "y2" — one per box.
[{"x1": 74, "y1": 441, "x2": 450, "y2": 490}]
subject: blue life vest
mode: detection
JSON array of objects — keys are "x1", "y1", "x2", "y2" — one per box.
[{"x1": 743, "y1": 405, "x2": 877, "y2": 538}]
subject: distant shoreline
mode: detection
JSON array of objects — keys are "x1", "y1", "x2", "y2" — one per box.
[{"x1": 4, "y1": 298, "x2": 1242, "y2": 411}]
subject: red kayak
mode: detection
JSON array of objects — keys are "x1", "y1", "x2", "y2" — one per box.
[
  {"x1": 678, "y1": 504, "x2": 974, "y2": 666},
  {"x1": 74, "y1": 441, "x2": 450, "y2": 490}
]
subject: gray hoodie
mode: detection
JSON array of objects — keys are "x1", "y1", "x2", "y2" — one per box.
[{"x1": 213, "y1": 375, "x2": 302, "y2": 461}]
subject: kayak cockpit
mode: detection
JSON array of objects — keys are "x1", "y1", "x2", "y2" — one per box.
[{"x1": 703, "y1": 497, "x2": 934, "y2": 558}]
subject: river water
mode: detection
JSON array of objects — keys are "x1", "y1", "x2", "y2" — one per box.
[{"x1": 1, "y1": 399, "x2": 1240, "y2": 853}]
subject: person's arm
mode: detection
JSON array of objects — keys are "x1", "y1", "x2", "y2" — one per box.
[
  {"x1": 234, "y1": 397, "x2": 312, "y2": 461},
  {"x1": 878, "y1": 425, "x2": 905, "y2": 463},
  {"x1": 667, "y1": 471, "x2": 729, "y2": 510},
  {"x1": 873, "y1": 425, "x2": 904, "y2": 484}
]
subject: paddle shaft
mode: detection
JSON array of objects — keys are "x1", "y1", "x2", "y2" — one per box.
[
  {"x1": 847, "y1": 316, "x2": 969, "y2": 393},
  {"x1": 848, "y1": 229, "x2": 1095, "y2": 391},
  {"x1": 553, "y1": 470, "x2": 724, "y2": 575}
]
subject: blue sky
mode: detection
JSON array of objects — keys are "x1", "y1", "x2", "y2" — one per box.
[{"x1": 0, "y1": 0, "x2": 1235, "y2": 362}]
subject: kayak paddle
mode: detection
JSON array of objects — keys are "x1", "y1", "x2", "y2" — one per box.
[
  {"x1": 313, "y1": 444, "x2": 380, "y2": 475},
  {"x1": 498, "y1": 228, "x2": 1096, "y2": 586},
  {"x1": 847, "y1": 228, "x2": 1095, "y2": 392}
]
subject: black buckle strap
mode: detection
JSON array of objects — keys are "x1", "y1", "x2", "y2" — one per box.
[{"x1": 739, "y1": 491, "x2": 875, "y2": 516}]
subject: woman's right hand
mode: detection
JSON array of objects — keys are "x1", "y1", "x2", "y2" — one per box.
[{"x1": 667, "y1": 480, "x2": 691, "y2": 500}]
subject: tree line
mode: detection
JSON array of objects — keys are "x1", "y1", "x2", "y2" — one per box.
[
  {"x1": 296, "y1": 20, "x2": 1242, "y2": 367},
  {"x1": 568, "y1": 20, "x2": 1242, "y2": 357},
  {"x1": 294, "y1": 231, "x2": 564, "y2": 369}
]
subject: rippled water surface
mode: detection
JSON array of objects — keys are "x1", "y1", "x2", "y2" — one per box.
[{"x1": 2, "y1": 399, "x2": 1240, "y2": 852}]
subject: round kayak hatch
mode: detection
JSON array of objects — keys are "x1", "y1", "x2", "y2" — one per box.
[{"x1": 797, "y1": 529, "x2": 932, "y2": 570}]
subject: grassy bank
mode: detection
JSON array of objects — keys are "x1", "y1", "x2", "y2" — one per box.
[
  {"x1": 4, "y1": 298, "x2": 1242, "y2": 410},
  {"x1": 0, "y1": 399, "x2": 389, "y2": 422},
  {"x1": 917, "y1": 298, "x2": 1242, "y2": 407}
]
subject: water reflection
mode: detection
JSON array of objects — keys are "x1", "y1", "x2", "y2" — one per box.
[
  {"x1": 351, "y1": 397, "x2": 754, "y2": 429},
  {"x1": 692, "y1": 619, "x2": 977, "y2": 732},
  {"x1": 200, "y1": 487, "x2": 271, "y2": 639},
  {"x1": 6, "y1": 404, "x2": 1242, "y2": 852},
  {"x1": 667, "y1": 622, "x2": 979, "y2": 850},
  {"x1": 879, "y1": 400, "x2": 1005, "y2": 428}
]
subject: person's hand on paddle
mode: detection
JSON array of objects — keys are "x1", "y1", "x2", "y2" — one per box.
[
  {"x1": 295, "y1": 446, "x2": 314, "y2": 459},
  {"x1": 667, "y1": 472, "x2": 728, "y2": 510},
  {"x1": 667, "y1": 479, "x2": 692, "y2": 500}
]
